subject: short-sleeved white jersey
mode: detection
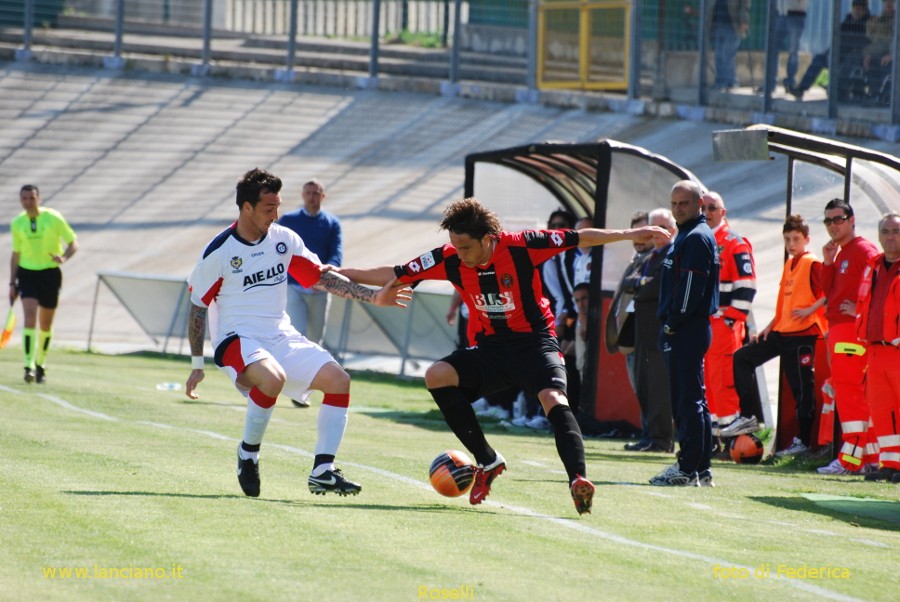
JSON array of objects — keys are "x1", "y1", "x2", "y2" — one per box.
[{"x1": 189, "y1": 222, "x2": 322, "y2": 346}]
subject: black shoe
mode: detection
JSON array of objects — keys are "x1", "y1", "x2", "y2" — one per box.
[
  {"x1": 864, "y1": 467, "x2": 900, "y2": 482},
  {"x1": 290, "y1": 398, "x2": 310, "y2": 408},
  {"x1": 35, "y1": 365, "x2": 46, "y2": 384},
  {"x1": 641, "y1": 443, "x2": 674, "y2": 453},
  {"x1": 308, "y1": 468, "x2": 361, "y2": 496},
  {"x1": 23, "y1": 367, "x2": 35, "y2": 384},
  {"x1": 624, "y1": 440, "x2": 652, "y2": 452},
  {"x1": 236, "y1": 445, "x2": 260, "y2": 497}
]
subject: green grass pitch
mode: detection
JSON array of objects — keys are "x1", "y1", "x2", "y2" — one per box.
[{"x1": 1, "y1": 349, "x2": 898, "y2": 601}]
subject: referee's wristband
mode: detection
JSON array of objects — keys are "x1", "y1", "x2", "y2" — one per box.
[{"x1": 191, "y1": 356, "x2": 205, "y2": 370}]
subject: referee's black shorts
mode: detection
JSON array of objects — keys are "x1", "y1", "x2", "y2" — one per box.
[
  {"x1": 16, "y1": 266, "x2": 63, "y2": 309},
  {"x1": 441, "y1": 332, "x2": 567, "y2": 401}
]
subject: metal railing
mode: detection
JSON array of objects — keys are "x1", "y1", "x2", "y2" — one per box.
[{"x1": 3, "y1": 0, "x2": 897, "y2": 127}]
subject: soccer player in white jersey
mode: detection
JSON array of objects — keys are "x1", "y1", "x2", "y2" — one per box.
[{"x1": 185, "y1": 168, "x2": 411, "y2": 498}]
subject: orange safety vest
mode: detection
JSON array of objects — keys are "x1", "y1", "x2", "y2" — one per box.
[{"x1": 772, "y1": 253, "x2": 827, "y2": 335}]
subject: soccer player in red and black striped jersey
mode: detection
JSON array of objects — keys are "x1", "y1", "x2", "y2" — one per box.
[{"x1": 339, "y1": 198, "x2": 668, "y2": 515}]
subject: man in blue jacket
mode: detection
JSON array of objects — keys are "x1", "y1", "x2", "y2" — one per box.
[
  {"x1": 278, "y1": 179, "x2": 343, "y2": 407},
  {"x1": 651, "y1": 180, "x2": 720, "y2": 486}
]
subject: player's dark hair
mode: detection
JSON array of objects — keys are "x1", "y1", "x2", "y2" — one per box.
[
  {"x1": 783, "y1": 214, "x2": 810, "y2": 237},
  {"x1": 824, "y1": 198, "x2": 854, "y2": 217},
  {"x1": 440, "y1": 198, "x2": 501, "y2": 240},
  {"x1": 630, "y1": 211, "x2": 649, "y2": 227},
  {"x1": 573, "y1": 282, "x2": 590, "y2": 295},
  {"x1": 547, "y1": 209, "x2": 576, "y2": 229},
  {"x1": 236, "y1": 168, "x2": 282, "y2": 209},
  {"x1": 20, "y1": 184, "x2": 40, "y2": 197}
]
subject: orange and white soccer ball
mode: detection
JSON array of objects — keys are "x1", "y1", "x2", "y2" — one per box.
[{"x1": 429, "y1": 450, "x2": 475, "y2": 497}]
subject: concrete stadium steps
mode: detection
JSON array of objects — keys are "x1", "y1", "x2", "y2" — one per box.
[{"x1": 0, "y1": 62, "x2": 895, "y2": 352}]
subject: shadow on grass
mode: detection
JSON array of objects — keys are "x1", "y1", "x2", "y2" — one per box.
[
  {"x1": 61, "y1": 490, "x2": 494, "y2": 514},
  {"x1": 752, "y1": 495, "x2": 900, "y2": 531}
]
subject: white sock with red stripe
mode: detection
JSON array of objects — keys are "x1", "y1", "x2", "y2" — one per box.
[
  {"x1": 312, "y1": 393, "x2": 350, "y2": 475},
  {"x1": 241, "y1": 387, "x2": 277, "y2": 460}
]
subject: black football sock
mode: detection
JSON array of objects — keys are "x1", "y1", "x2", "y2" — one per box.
[
  {"x1": 547, "y1": 404, "x2": 586, "y2": 483},
  {"x1": 429, "y1": 386, "x2": 495, "y2": 466}
]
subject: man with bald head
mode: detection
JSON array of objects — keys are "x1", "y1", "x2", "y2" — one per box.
[
  {"x1": 700, "y1": 191, "x2": 758, "y2": 440},
  {"x1": 651, "y1": 181, "x2": 719, "y2": 486}
]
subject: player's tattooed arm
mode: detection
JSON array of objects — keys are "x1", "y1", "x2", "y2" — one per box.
[
  {"x1": 313, "y1": 270, "x2": 412, "y2": 308},
  {"x1": 185, "y1": 303, "x2": 208, "y2": 399},
  {"x1": 188, "y1": 304, "x2": 207, "y2": 357},
  {"x1": 313, "y1": 270, "x2": 378, "y2": 303}
]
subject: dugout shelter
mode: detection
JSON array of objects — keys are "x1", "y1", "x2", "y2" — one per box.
[{"x1": 464, "y1": 140, "x2": 705, "y2": 433}]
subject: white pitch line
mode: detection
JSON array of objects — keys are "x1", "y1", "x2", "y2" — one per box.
[{"x1": 10, "y1": 384, "x2": 868, "y2": 602}]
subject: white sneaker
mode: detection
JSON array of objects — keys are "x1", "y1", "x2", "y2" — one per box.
[
  {"x1": 471, "y1": 398, "x2": 489, "y2": 414},
  {"x1": 478, "y1": 406, "x2": 509, "y2": 420},
  {"x1": 817, "y1": 458, "x2": 860, "y2": 475},
  {"x1": 511, "y1": 416, "x2": 530, "y2": 427},
  {"x1": 775, "y1": 437, "x2": 809, "y2": 458},
  {"x1": 719, "y1": 416, "x2": 760, "y2": 437},
  {"x1": 525, "y1": 415, "x2": 551, "y2": 430}
]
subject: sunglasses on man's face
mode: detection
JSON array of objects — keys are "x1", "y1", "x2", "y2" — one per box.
[{"x1": 823, "y1": 215, "x2": 850, "y2": 226}]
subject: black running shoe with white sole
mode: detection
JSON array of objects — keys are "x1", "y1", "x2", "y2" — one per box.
[
  {"x1": 35, "y1": 365, "x2": 46, "y2": 384},
  {"x1": 236, "y1": 445, "x2": 260, "y2": 497},
  {"x1": 308, "y1": 468, "x2": 361, "y2": 496},
  {"x1": 24, "y1": 367, "x2": 35, "y2": 384}
]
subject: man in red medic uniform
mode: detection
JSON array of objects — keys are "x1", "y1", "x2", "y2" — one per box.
[
  {"x1": 858, "y1": 213, "x2": 900, "y2": 483},
  {"x1": 698, "y1": 192, "x2": 758, "y2": 438},
  {"x1": 338, "y1": 198, "x2": 667, "y2": 514},
  {"x1": 818, "y1": 198, "x2": 881, "y2": 475}
]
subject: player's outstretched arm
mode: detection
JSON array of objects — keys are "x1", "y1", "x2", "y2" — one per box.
[
  {"x1": 185, "y1": 303, "x2": 207, "y2": 399},
  {"x1": 577, "y1": 225, "x2": 670, "y2": 247},
  {"x1": 314, "y1": 270, "x2": 412, "y2": 308},
  {"x1": 333, "y1": 265, "x2": 397, "y2": 286}
]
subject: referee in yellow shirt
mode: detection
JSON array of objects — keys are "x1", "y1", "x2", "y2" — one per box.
[{"x1": 9, "y1": 185, "x2": 78, "y2": 383}]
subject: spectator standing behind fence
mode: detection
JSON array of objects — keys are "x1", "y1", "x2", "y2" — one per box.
[
  {"x1": 733, "y1": 215, "x2": 826, "y2": 458},
  {"x1": 791, "y1": 0, "x2": 870, "y2": 101},
  {"x1": 9, "y1": 184, "x2": 78, "y2": 385},
  {"x1": 767, "y1": 1, "x2": 808, "y2": 95},
  {"x1": 700, "y1": 192, "x2": 757, "y2": 440},
  {"x1": 650, "y1": 181, "x2": 719, "y2": 487},
  {"x1": 861, "y1": 0, "x2": 895, "y2": 104},
  {"x1": 707, "y1": 0, "x2": 751, "y2": 91},
  {"x1": 278, "y1": 179, "x2": 342, "y2": 407},
  {"x1": 817, "y1": 198, "x2": 880, "y2": 476},
  {"x1": 858, "y1": 213, "x2": 900, "y2": 483},
  {"x1": 623, "y1": 208, "x2": 676, "y2": 453}
]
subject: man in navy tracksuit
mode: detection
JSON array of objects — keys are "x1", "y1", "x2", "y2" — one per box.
[{"x1": 651, "y1": 180, "x2": 720, "y2": 486}]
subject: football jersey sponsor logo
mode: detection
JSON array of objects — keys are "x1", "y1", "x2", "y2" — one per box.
[
  {"x1": 800, "y1": 353, "x2": 812, "y2": 366},
  {"x1": 242, "y1": 263, "x2": 286, "y2": 288},
  {"x1": 501, "y1": 273, "x2": 514, "y2": 288},
  {"x1": 550, "y1": 231, "x2": 564, "y2": 247},
  {"x1": 420, "y1": 252, "x2": 435, "y2": 270},
  {"x1": 743, "y1": 262, "x2": 752, "y2": 273},
  {"x1": 473, "y1": 292, "x2": 515, "y2": 316},
  {"x1": 231, "y1": 256, "x2": 243, "y2": 270},
  {"x1": 275, "y1": 242, "x2": 288, "y2": 255},
  {"x1": 251, "y1": 251, "x2": 265, "y2": 258},
  {"x1": 840, "y1": 260, "x2": 849, "y2": 274}
]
